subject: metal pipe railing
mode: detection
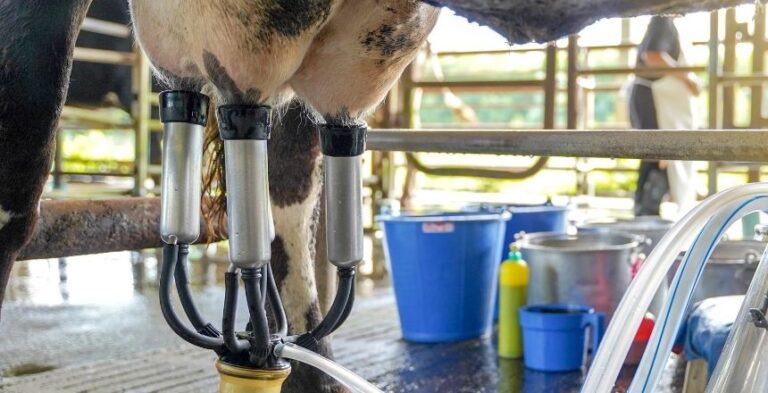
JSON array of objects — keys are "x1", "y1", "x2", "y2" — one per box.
[
  {"x1": 17, "y1": 198, "x2": 227, "y2": 261},
  {"x1": 407, "y1": 80, "x2": 545, "y2": 90},
  {"x1": 431, "y1": 41, "x2": 710, "y2": 57},
  {"x1": 576, "y1": 65, "x2": 706, "y2": 75},
  {"x1": 73, "y1": 47, "x2": 135, "y2": 65},
  {"x1": 21, "y1": 127, "x2": 768, "y2": 261},
  {"x1": 367, "y1": 129, "x2": 768, "y2": 162},
  {"x1": 81, "y1": 17, "x2": 131, "y2": 38}
]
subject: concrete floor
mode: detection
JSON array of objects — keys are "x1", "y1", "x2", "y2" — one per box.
[{"x1": 0, "y1": 251, "x2": 685, "y2": 392}]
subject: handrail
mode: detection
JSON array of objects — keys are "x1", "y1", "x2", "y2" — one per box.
[
  {"x1": 576, "y1": 66, "x2": 706, "y2": 75},
  {"x1": 432, "y1": 41, "x2": 710, "y2": 57},
  {"x1": 367, "y1": 129, "x2": 768, "y2": 162},
  {"x1": 407, "y1": 80, "x2": 545, "y2": 90}
]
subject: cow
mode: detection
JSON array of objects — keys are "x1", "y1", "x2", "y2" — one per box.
[{"x1": 0, "y1": 1, "x2": 438, "y2": 391}]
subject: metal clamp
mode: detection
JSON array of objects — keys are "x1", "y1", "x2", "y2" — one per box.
[
  {"x1": 749, "y1": 295, "x2": 768, "y2": 330},
  {"x1": 754, "y1": 224, "x2": 768, "y2": 242}
]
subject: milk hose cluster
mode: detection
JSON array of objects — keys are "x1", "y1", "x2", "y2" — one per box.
[{"x1": 157, "y1": 90, "x2": 381, "y2": 392}]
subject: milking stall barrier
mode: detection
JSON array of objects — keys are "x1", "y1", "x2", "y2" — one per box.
[{"x1": 8, "y1": 3, "x2": 768, "y2": 393}]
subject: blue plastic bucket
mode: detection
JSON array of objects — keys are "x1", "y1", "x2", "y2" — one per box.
[
  {"x1": 478, "y1": 203, "x2": 569, "y2": 256},
  {"x1": 467, "y1": 203, "x2": 569, "y2": 319},
  {"x1": 379, "y1": 212, "x2": 509, "y2": 342},
  {"x1": 519, "y1": 304, "x2": 604, "y2": 372}
]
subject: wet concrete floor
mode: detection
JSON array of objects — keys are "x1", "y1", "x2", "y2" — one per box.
[{"x1": 0, "y1": 251, "x2": 684, "y2": 392}]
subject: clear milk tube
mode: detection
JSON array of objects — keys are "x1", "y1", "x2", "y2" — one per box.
[
  {"x1": 583, "y1": 183, "x2": 768, "y2": 393},
  {"x1": 630, "y1": 194, "x2": 768, "y2": 392}
]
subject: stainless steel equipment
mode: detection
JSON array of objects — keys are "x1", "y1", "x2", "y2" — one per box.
[
  {"x1": 578, "y1": 216, "x2": 674, "y2": 319},
  {"x1": 707, "y1": 239, "x2": 768, "y2": 392},
  {"x1": 223, "y1": 138, "x2": 272, "y2": 268},
  {"x1": 521, "y1": 232, "x2": 642, "y2": 324},
  {"x1": 578, "y1": 216, "x2": 673, "y2": 256},
  {"x1": 324, "y1": 155, "x2": 364, "y2": 267},
  {"x1": 672, "y1": 240, "x2": 764, "y2": 305},
  {"x1": 159, "y1": 92, "x2": 207, "y2": 245}
]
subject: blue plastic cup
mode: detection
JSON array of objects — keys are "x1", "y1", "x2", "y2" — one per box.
[
  {"x1": 379, "y1": 212, "x2": 509, "y2": 342},
  {"x1": 519, "y1": 304, "x2": 605, "y2": 372}
]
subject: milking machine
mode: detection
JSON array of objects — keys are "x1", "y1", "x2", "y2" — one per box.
[{"x1": 158, "y1": 90, "x2": 381, "y2": 393}]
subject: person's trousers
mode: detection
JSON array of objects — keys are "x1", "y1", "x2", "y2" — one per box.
[{"x1": 635, "y1": 160, "x2": 668, "y2": 216}]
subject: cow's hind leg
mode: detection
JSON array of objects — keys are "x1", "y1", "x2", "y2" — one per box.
[
  {"x1": 268, "y1": 101, "x2": 346, "y2": 393},
  {"x1": 0, "y1": 0, "x2": 92, "y2": 320}
]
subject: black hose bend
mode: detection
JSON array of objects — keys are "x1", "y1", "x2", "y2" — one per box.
[
  {"x1": 159, "y1": 243, "x2": 224, "y2": 351},
  {"x1": 174, "y1": 244, "x2": 221, "y2": 337},
  {"x1": 295, "y1": 267, "x2": 356, "y2": 349},
  {"x1": 329, "y1": 279, "x2": 355, "y2": 335},
  {"x1": 222, "y1": 271, "x2": 250, "y2": 354},
  {"x1": 260, "y1": 266, "x2": 268, "y2": 308},
  {"x1": 265, "y1": 264, "x2": 288, "y2": 337},
  {"x1": 242, "y1": 268, "x2": 271, "y2": 365}
]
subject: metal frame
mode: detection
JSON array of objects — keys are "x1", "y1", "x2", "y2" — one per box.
[
  {"x1": 52, "y1": 17, "x2": 153, "y2": 197},
  {"x1": 393, "y1": 9, "x2": 768, "y2": 196},
  {"x1": 707, "y1": 7, "x2": 768, "y2": 193},
  {"x1": 402, "y1": 27, "x2": 674, "y2": 182},
  {"x1": 18, "y1": 198, "x2": 226, "y2": 261},
  {"x1": 26, "y1": 126, "x2": 768, "y2": 261},
  {"x1": 402, "y1": 42, "x2": 557, "y2": 180},
  {"x1": 367, "y1": 129, "x2": 768, "y2": 162},
  {"x1": 131, "y1": 47, "x2": 151, "y2": 196}
]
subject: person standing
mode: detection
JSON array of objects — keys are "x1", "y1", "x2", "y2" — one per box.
[{"x1": 630, "y1": 16, "x2": 702, "y2": 216}]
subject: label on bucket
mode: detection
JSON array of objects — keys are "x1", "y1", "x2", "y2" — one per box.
[{"x1": 422, "y1": 222, "x2": 455, "y2": 233}]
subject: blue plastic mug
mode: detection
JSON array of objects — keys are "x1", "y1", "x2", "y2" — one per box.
[{"x1": 519, "y1": 304, "x2": 605, "y2": 372}]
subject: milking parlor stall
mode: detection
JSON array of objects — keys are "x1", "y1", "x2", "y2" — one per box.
[{"x1": 7, "y1": 1, "x2": 768, "y2": 392}]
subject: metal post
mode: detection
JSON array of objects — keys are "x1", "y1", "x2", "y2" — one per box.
[
  {"x1": 619, "y1": 19, "x2": 631, "y2": 66},
  {"x1": 132, "y1": 48, "x2": 151, "y2": 196},
  {"x1": 53, "y1": 128, "x2": 64, "y2": 190},
  {"x1": 567, "y1": 35, "x2": 587, "y2": 194},
  {"x1": 402, "y1": 63, "x2": 415, "y2": 129},
  {"x1": 751, "y1": 7, "x2": 766, "y2": 129},
  {"x1": 400, "y1": 63, "x2": 416, "y2": 208},
  {"x1": 722, "y1": 8, "x2": 737, "y2": 129},
  {"x1": 544, "y1": 43, "x2": 557, "y2": 130},
  {"x1": 708, "y1": 10, "x2": 721, "y2": 195},
  {"x1": 567, "y1": 35, "x2": 579, "y2": 130}
]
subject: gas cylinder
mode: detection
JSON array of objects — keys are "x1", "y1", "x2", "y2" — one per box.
[{"x1": 498, "y1": 242, "x2": 528, "y2": 359}]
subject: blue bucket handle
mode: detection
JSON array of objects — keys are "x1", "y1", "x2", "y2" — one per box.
[{"x1": 582, "y1": 312, "x2": 605, "y2": 352}]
